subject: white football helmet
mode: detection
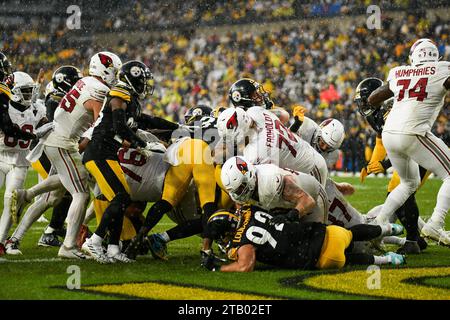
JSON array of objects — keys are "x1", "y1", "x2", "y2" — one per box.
[
  {"x1": 221, "y1": 156, "x2": 256, "y2": 203},
  {"x1": 89, "y1": 51, "x2": 122, "y2": 87},
  {"x1": 318, "y1": 118, "x2": 345, "y2": 151},
  {"x1": 409, "y1": 38, "x2": 439, "y2": 66},
  {"x1": 11, "y1": 71, "x2": 38, "y2": 108},
  {"x1": 216, "y1": 107, "x2": 252, "y2": 143}
]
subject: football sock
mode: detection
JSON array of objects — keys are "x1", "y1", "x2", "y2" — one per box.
[
  {"x1": 376, "y1": 182, "x2": 413, "y2": 224},
  {"x1": 429, "y1": 176, "x2": 450, "y2": 227},
  {"x1": 11, "y1": 197, "x2": 49, "y2": 240},
  {"x1": 141, "y1": 200, "x2": 173, "y2": 234},
  {"x1": 166, "y1": 218, "x2": 203, "y2": 241},
  {"x1": 95, "y1": 192, "x2": 129, "y2": 245},
  {"x1": 107, "y1": 244, "x2": 120, "y2": 256},
  {"x1": 345, "y1": 253, "x2": 375, "y2": 265},
  {"x1": 63, "y1": 193, "x2": 89, "y2": 249},
  {"x1": 373, "y1": 255, "x2": 391, "y2": 265},
  {"x1": 159, "y1": 232, "x2": 170, "y2": 243},
  {"x1": 395, "y1": 194, "x2": 420, "y2": 241},
  {"x1": 91, "y1": 233, "x2": 103, "y2": 245},
  {"x1": 382, "y1": 236, "x2": 406, "y2": 246},
  {"x1": 49, "y1": 193, "x2": 70, "y2": 231},
  {"x1": 349, "y1": 224, "x2": 381, "y2": 241}
]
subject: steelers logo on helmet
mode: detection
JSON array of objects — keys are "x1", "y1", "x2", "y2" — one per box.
[
  {"x1": 192, "y1": 108, "x2": 203, "y2": 118},
  {"x1": 231, "y1": 91, "x2": 241, "y2": 102},
  {"x1": 54, "y1": 73, "x2": 64, "y2": 83},
  {"x1": 130, "y1": 66, "x2": 142, "y2": 78}
]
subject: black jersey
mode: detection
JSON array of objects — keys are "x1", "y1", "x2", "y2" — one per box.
[
  {"x1": 44, "y1": 91, "x2": 64, "y2": 122},
  {"x1": 366, "y1": 99, "x2": 392, "y2": 135},
  {"x1": 84, "y1": 84, "x2": 179, "y2": 162},
  {"x1": 230, "y1": 207, "x2": 326, "y2": 270}
]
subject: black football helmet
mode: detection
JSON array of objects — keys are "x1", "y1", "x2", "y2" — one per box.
[
  {"x1": 118, "y1": 60, "x2": 154, "y2": 99},
  {"x1": 228, "y1": 78, "x2": 273, "y2": 110},
  {"x1": 206, "y1": 210, "x2": 240, "y2": 243},
  {"x1": 52, "y1": 65, "x2": 83, "y2": 94},
  {"x1": 0, "y1": 52, "x2": 13, "y2": 82},
  {"x1": 184, "y1": 105, "x2": 213, "y2": 125},
  {"x1": 354, "y1": 78, "x2": 383, "y2": 117}
]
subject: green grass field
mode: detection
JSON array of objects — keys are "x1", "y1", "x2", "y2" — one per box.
[{"x1": 0, "y1": 171, "x2": 449, "y2": 300}]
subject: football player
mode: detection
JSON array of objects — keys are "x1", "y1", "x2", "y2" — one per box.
[
  {"x1": 82, "y1": 60, "x2": 180, "y2": 263},
  {"x1": 124, "y1": 107, "x2": 221, "y2": 261},
  {"x1": 367, "y1": 39, "x2": 450, "y2": 247},
  {"x1": 0, "y1": 72, "x2": 46, "y2": 254},
  {"x1": 8, "y1": 66, "x2": 84, "y2": 251},
  {"x1": 12, "y1": 52, "x2": 122, "y2": 259},
  {"x1": 217, "y1": 107, "x2": 329, "y2": 186},
  {"x1": 202, "y1": 207, "x2": 405, "y2": 272},
  {"x1": 355, "y1": 77, "x2": 430, "y2": 253},
  {"x1": 221, "y1": 156, "x2": 328, "y2": 224}
]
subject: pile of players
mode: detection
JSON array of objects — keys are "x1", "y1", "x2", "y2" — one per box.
[{"x1": 0, "y1": 37, "x2": 448, "y2": 272}]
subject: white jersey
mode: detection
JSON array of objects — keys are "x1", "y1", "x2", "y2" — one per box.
[
  {"x1": 119, "y1": 148, "x2": 170, "y2": 202},
  {"x1": 324, "y1": 178, "x2": 365, "y2": 228},
  {"x1": 0, "y1": 101, "x2": 46, "y2": 166},
  {"x1": 384, "y1": 61, "x2": 449, "y2": 136},
  {"x1": 297, "y1": 116, "x2": 340, "y2": 168},
  {"x1": 245, "y1": 107, "x2": 328, "y2": 185},
  {"x1": 250, "y1": 164, "x2": 328, "y2": 223},
  {"x1": 44, "y1": 77, "x2": 109, "y2": 151},
  {"x1": 118, "y1": 148, "x2": 201, "y2": 224}
]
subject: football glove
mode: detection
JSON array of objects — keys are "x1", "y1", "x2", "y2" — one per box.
[
  {"x1": 360, "y1": 159, "x2": 391, "y2": 182},
  {"x1": 292, "y1": 105, "x2": 307, "y2": 122},
  {"x1": 200, "y1": 250, "x2": 224, "y2": 271},
  {"x1": 269, "y1": 209, "x2": 300, "y2": 226},
  {"x1": 137, "y1": 142, "x2": 166, "y2": 158}
]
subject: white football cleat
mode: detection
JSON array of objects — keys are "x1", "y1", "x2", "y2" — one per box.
[
  {"x1": 421, "y1": 222, "x2": 450, "y2": 247},
  {"x1": 82, "y1": 238, "x2": 112, "y2": 264},
  {"x1": 108, "y1": 252, "x2": 135, "y2": 263},
  {"x1": 58, "y1": 245, "x2": 89, "y2": 260},
  {"x1": 5, "y1": 238, "x2": 22, "y2": 255}
]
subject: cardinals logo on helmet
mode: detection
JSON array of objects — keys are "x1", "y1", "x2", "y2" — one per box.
[
  {"x1": 98, "y1": 53, "x2": 113, "y2": 68},
  {"x1": 226, "y1": 111, "x2": 238, "y2": 130},
  {"x1": 236, "y1": 157, "x2": 248, "y2": 174}
]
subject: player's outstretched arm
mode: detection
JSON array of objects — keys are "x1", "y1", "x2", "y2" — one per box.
[
  {"x1": 219, "y1": 244, "x2": 256, "y2": 272},
  {"x1": 368, "y1": 84, "x2": 394, "y2": 107}
]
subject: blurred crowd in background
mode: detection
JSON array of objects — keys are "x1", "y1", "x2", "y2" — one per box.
[{"x1": 0, "y1": 0, "x2": 448, "y2": 173}]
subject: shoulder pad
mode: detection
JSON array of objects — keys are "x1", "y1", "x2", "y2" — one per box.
[
  {"x1": 109, "y1": 86, "x2": 131, "y2": 102},
  {"x1": 0, "y1": 82, "x2": 12, "y2": 99}
]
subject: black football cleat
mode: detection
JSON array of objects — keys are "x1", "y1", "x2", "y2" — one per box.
[
  {"x1": 396, "y1": 240, "x2": 421, "y2": 254},
  {"x1": 38, "y1": 232, "x2": 62, "y2": 247}
]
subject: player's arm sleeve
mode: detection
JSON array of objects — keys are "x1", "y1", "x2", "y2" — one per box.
[
  {"x1": 137, "y1": 113, "x2": 179, "y2": 131},
  {"x1": 45, "y1": 97, "x2": 59, "y2": 122},
  {"x1": 112, "y1": 108, "x2": 146, "y2": 148},
  {"x1": 0, "y1": 96, "x2": 36, "y2": 140}
]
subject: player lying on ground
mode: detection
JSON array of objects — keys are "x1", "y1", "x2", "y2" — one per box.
[{"x1": 201, "y1": 207, "x2": 405, "y2": 272}]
